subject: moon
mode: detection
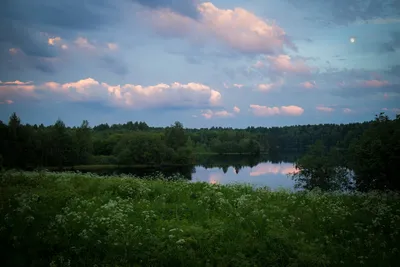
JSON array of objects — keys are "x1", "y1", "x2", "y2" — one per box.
[{"x1": 350, "y1": 37, "x2": 356, "y2": 43}]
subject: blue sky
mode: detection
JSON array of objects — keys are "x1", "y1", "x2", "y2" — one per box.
[{"x1": 0, "y1": 0, "x2": 399, "y2": 128}]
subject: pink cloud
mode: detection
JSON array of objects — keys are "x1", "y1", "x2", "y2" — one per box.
[
  {"x1": 253, "y1": 60, "x2": 264, "y2": 68},
  {"x1": 0, "y1": 81, "x2": 35, "y2": 91},
  {"x1": 362, "y1": 80, "x2": 389, "y2": 88},
  {"x1": 300, "y1": 81, "x2": 317, "y2": 89},
  {"x1": 316, "y1": 105, "x2": 334, "y2": 112},
  {"x1": 48, "y1": 37, "x2": 61, "y2": 46},
  {"x1": 233, "y1": 106, "x2": 240, "y2": 113},
  {"x1": 201, "y1": 109, "x2": 234, "y2": 119},
  {"x1": 44, "y1": 82, "x2": 61, "y2": 90},
  {"x1": 74, "y1": 37, "x2": 96, "y2": 50},
  {"x1": 257, "y1": 79, "x2": 283, "y2": 92},
  {"x1": 250, "y1": 104, "x2": 304, "y2": 116},
  {"x1": 1, "y1": 78, "x2": 223, "y2": 109},
  {"x1": 0, "y1": 81, "x2": 36, "y2": 99},
  {"x1": 266, "y1": 54, "x2": 313, "y2": 74},
  {"x1": 9, "y1": 48, "x2": 19, "y2": 55},
  {"x1": 280, "y1": 105, "x2": 304, "y2": 116},
  {"x1": 0, "y1": 99, "x2": 13, "y2": 105},
  {"x1": 141, "y1": 2, "x2": 295, "y2": 54},
  {"x1": 107, "y1": 43, "x2": 118, "y2": 51},
  {"x1": 233, "y1": 83, "x2": 244, "y2": 88}
]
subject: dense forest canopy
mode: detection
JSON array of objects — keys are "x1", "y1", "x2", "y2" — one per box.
[{"x1": 0, "y1": 112, "x2": 383, "y2": 166}]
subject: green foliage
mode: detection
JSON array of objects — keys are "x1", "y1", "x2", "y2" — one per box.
[
  {"x1": 0, "y1": 111, "x2": 376, "y2": 170},
  {"x1": 348, "y1": 113, "x2": 400, "y2": 191},
  {"x1": 293, "y1": 113, "x2": 400, "y2": 192},
  {"x1": 1, "y1": 171, "x2": 399, "y2": 266},
  {"x1": 292, "y1": 141, "x2": 353, "y2": 191}
]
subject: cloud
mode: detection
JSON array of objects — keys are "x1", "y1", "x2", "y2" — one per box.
[
  {"x1": 257, "y1": 79, "x2": 284, "y2": 92},
  {"x1": 1, "y1": 78, "x2": 222, "y2": 110},
  {"x1": 316, "y1": 105, "x2": 334, "y2": 112},
  {"x1": 233, "y1": 84, "x2": 244, "y2": 89},
  {"x1": 0, "y1": 99, "x2": 13, "y2": 105},
  {"x1": 48, "y1": 37, "x2": 62, "y2": 46},
  {"x1": 201, "y1": 109, "x2": 234, "y2": 119},
  {"x1": 265, "y1": 55, "x2": 314, "y2": 75},
  {"x1": 343, "y1": 108, "x2": 352, "y2": 113},
  {"x1": 300, "y1": 81, "x2": 317, "y2": 89},
  {"x1": 74, "y1": 37, "x2": 96, "y2": 50},
  {"x1": 141, "y1": 2, "x2": 296, "y2": 54},
  {"x1": 0, "y1": 0, "x2": 121, "y2": 61},
  {"x1": 362, "y1": 79, "x2": 390, "y2": 87},
  {"x1": 333, "y1": 78, "x2": 399, "y2": 97},
  {"x1": 250, "y1": 104, "x2": 304, "y2": 116},
  {"x1": 0, "y1": 81, "x2": 36, "y2": 99},
  {"x1": 107, "y1": 43, "x2": 118, "y2": 51},
  {"x1": 233, "y1": 106, "x2": 241, "y2": 113}
]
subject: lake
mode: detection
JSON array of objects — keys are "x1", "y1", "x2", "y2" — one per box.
[
  {"x1": 70, "y1": 154, "x2": 300, "y2": 190},
  {"x1": 192, "y1": 162, "x2": 297, "y2": 190}
]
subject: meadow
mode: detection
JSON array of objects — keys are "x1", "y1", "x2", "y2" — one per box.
[{"x1": 1, "y1": 171, "x2": 399, "y2": 266}]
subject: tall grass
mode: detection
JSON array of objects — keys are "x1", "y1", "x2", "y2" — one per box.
[{"x1": 1, "y1": 171, "x2": 399, "y2": 266}]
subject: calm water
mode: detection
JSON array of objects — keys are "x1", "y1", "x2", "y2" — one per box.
[
  {"x1": 192, "y1": 162, "x2": 297, "y2": 190},
  {"x1": 71, "y1": 154, "x2": 300, "y2": 190}
]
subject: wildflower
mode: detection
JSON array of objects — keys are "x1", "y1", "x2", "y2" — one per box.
[{"x1": 176, "y1": 239, "x2": 185, "y2": 245}]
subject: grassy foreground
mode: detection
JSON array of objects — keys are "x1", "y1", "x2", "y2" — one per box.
[{"x1": 1, "y1": 172, "x2": 399, "y2": 267}]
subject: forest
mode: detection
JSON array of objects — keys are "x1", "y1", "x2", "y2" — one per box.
[
  {"x1": 0, "y1": 112, "x2": 399, "y2": 191},
  {"x1": 0, "y1": 112, "x2": 371, "y2": 168}
]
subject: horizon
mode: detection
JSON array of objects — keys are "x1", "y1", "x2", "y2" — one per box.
[
  {"x1": 1, "y1": 110, "x2": 387, "y2": 129},
  {"x1": 1, "y1": 0, "x2": 399, "y2": 128}
]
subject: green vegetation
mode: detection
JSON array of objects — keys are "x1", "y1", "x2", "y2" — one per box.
[
  {"x1": 0, "y1": 111, "x2": 376, "y2": 170},
  {"x1": 1, "y1": 171, "x2": 399, "y2": 266},
  {"x1": 293, "y1": 113, "x2": 400, "y2": 192}
]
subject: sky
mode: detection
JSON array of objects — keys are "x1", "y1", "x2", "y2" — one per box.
[{"x1": 0, "y1": 0, "x2": 399, "y2": 128}]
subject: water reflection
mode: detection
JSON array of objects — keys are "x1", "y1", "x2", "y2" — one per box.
[{"x1": 193, "y1": 162, "x2": 298, "y2": 190}]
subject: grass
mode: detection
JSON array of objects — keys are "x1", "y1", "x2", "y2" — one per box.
[{"x1": 1, "y1": 171, "x2": 399, "y2": 267}]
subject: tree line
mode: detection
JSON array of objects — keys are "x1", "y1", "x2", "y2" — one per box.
[
  {"x1": 1, "y1": 111, "x2": 398, "y2": 191},
  {"x1": 293, "y1": 113, "x2": 400, "y2": 192}
]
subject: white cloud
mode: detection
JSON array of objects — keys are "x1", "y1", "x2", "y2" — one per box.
[
  {"x1": 233, "y1": 106, "x2": 240, "y2": 113},
  {"x1": 2, "y1": 78, "x2": 222, "y2": 109}
]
